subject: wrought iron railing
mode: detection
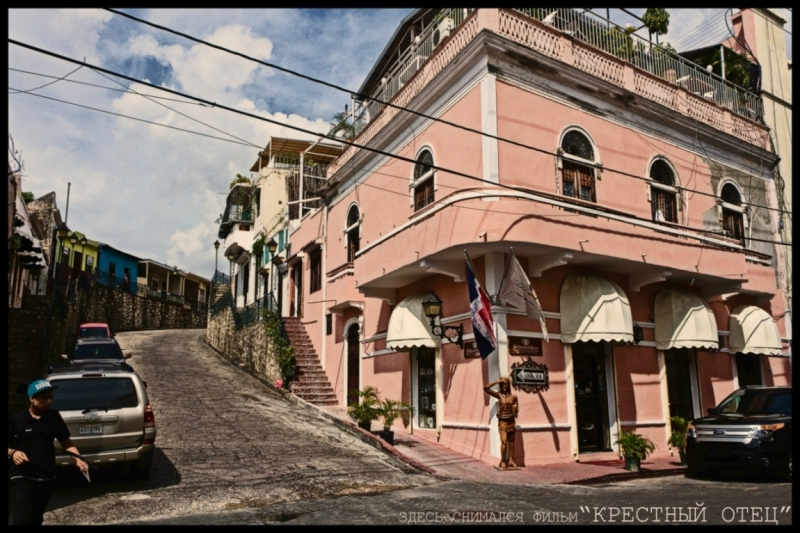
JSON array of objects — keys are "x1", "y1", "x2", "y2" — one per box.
[{"x1": 210, "y1": 289, "x2": 232, "y2": 319}]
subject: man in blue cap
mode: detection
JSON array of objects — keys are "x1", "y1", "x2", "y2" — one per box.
[{"x1": 8, "y1": 379, "x2": 89, "y2": 525}]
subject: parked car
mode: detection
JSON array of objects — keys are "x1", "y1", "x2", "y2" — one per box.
[
  {"x1": 63, "y1": 337, "x2": 130, "y2": 363},
  {"x1": 77, "y1": 322, "x2": 113, "y2": 339},
  {"x1": 45, "y1": 362, "x2": 157, "y2": 480},
  {"x1": 686, "y1": 385, "x2": 791, "y2": 480}
]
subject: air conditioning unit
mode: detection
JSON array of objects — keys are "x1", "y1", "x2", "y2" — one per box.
[{"x1": 432, "y1": 17, "x2": 455, "y2": 49}]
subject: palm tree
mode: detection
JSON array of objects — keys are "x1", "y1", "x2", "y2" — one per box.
[{"x1": 329, "y1": 112, "x2": 355, "y2": 141}]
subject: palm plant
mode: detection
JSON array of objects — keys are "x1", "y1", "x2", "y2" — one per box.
[
  {"x1": 377, "y1": 398, "x2": 414, "y2": 432},
  {"x1": 615, "y1": 430, "x2": 656, "y2": 460},
  {"x1": 347, "y1": 385, "x2": 381, "y2": 427}
]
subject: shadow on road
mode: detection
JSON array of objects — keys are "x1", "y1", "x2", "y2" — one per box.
[
  {"x1": 47, "y1": 447, "x2": 180, "y2": 511},
  {"x1": 685, "y1": 469, "x2": 789, "y2": 484}
]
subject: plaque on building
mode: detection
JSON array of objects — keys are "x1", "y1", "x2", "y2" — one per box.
[
  {"x1": 464, "y1": 340, "x2": 481, "y2": 359},
  {"x1": 508, "y1": 336, "x2": 543, "y2": 356},
  {"x1": 510, "y1": 359, "x2": 549, "y2": 393}
]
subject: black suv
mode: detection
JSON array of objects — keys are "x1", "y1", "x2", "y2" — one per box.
[
  {"x1": 62, "y1": 337, "x2": 130, "y2": 364},
  {"x1": 686, "y1": 386, "x2": 791, "y2": 480}
]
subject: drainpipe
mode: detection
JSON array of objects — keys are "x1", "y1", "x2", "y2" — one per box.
[{"x1": 321, "y1": 202, "x2": 328, "y2": 371}]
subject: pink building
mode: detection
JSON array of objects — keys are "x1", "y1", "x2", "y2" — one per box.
[{"x1": 285, "y1": 9, "x2": 791, "y2": 466}]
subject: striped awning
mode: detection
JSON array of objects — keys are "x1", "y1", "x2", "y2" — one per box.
[
  {"x1": 386, "y1": 294, "x2": 438, "y2": 351},
  {"x1": 728, "y1": 305, "x2": 782, "y2": 356},
  {"x1": 654, "y1": 289, "x2": 718, "y2": 350},
  {"x1": 559, "y1": 274, "x2": 633, "y2": 344}
]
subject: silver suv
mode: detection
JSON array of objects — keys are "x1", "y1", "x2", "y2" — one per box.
[{"x1": 45, "y1": 362, "x2": 157, "y2": 480}]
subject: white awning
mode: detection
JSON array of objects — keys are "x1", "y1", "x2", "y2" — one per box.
[
  {"x1": 654, "y1": 289, "x2": 718, "y2": 350},
  {"x1": 386, "y1": 294, "x2": 438, "y2": 351},
  {"x1": 560, "y1": 274, "x2": 633, "y2": 344},
  {"x1": 728, "y1": 305, "x2": 782, "y2": 356}
]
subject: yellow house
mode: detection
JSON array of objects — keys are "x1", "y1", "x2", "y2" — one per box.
[{"x1": 56, "y1": 230, "x2": 99, "y2": 273}]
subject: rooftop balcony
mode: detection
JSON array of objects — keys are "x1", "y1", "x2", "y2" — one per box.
[{"x1": 333, "y1": 8, "x2": 768, "y2": 176}]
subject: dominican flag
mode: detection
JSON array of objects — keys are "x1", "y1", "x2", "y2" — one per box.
[{"x1": 465, "y1": 252, "x2": 497, "y2": 360}]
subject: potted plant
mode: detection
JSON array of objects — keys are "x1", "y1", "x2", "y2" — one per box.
[
  {"x1": 376, "y1": 398, "x2": 414, "y2": 446},
  {"x1": 615, "y1": 430, "x2": 656, "y2": 472},
  {"x1": 347, "y1": 385, "x2": 380, "y2": 431},
  {"x1": 668, "y1": 416, "x2": 689, "y2": 465}
]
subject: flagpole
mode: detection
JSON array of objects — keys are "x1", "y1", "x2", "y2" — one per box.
[{"x1": 495, "y1": 247, "x2": 514, "y2": 303}]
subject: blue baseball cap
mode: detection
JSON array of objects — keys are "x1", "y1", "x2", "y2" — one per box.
[{"x1": 28, "y1": 379, "x2": 57, "y2": 398}]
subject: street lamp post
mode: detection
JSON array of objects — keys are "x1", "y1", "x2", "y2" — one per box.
[
  {"x1": 214, "y1": 240, "x2": 220, "y2": 282},
  {"x1": 266, "y1": 238, "x2": 278, "y2": 309}
]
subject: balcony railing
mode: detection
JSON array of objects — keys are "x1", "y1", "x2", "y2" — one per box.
[
  {"x1": 514, "y1": 8, "x2": 763, "y2": 122},
  {"x1": 340, "y1": 8, "x2": 767, "y2": 178}
]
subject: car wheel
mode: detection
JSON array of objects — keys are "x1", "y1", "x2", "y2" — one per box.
[{"x1": 130, "y1": 450, "x2": 154, "y2": 481}]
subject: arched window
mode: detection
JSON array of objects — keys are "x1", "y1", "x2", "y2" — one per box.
[
  {"x1": 720, "y1": 182, "x2": 745, "y2": 244},
  {"x1": 346, "y1": 204, "x2": 360, "y2": 263},
  {"x1": 649, "y1": 159, "x2": 679, "y2": 223},
  {"x1": 413, "y1": 149, "x2": 435, "y2": 211},
  {"x1": 559, "y1": 130, "x2": 597, "y2": 202}
]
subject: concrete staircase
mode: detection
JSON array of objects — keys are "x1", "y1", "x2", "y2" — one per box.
[{"x1": 283, "y1": 317, "x2": 338, "y2": 406}]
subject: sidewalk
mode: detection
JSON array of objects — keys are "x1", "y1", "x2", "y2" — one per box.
[{"x1": 308, "y1": 403, "x2": 686, "y2": 486}]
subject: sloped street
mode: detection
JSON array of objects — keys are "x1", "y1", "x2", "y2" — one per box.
[{"x1": 43, "y1": 330, "x2": 437, "y2": 525}]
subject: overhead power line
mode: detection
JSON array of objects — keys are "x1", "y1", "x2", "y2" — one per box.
[
  {"x1": 8, "y1": 39, "x2": 791, "y2": 248},
  {"x1": 97, "y1": 10, "x2": 789, "y2": 217},
  {"x1": 9, "y1": 87, "x2": 259, "y2": 148}
]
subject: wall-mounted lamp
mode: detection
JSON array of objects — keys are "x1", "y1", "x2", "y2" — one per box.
[
  {"x1": 80, "y1": 236, "x2": 88, "y2": 247},
  {"x1": 421, "y1": 292, "x2": 463, "y2": 347},
  {"x1": 69, "y1": 234, "x2": 78, "y2": 245},
  {"x1": 267, "y1": 238, "x2": 278, "y2": 255},
  {"x1": 633, "y1": 325, "x2": 644, "y2": 345}
]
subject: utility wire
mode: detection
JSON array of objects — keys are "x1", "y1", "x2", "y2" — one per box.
[
  {"x1": 9, "y1": 67, "x2": 207, "y2": 105},
  {"x1": 8, "y1": 64, "x2": 83, "y2": 94},
  {"x1": 8, "y1": 39, "x2": 791, "y2": 247},
  {"x1": 90, "y1": 12, "x2": 788, "y2": 216},
  {"x1": 9, "y1": 87, "x2": 260, "y2": 149}
]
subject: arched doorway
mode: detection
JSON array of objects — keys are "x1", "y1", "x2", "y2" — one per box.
[{"x1": 346, "y1": 323, "x2": 360, "y2": 405}]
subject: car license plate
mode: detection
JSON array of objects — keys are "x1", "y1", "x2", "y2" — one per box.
[{"x1": 79, "y1": 423, "x2": 102, "y2": 435}]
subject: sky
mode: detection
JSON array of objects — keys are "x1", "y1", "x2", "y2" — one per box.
[{"x1": 8, "y1": 8, "x2": 792, "y2": 280}]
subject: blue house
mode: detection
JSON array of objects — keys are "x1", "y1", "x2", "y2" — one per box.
[{"x1": 97, "y1": 243, "x2": 140, "y2": 290}]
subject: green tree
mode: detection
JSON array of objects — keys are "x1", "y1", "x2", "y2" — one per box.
[
  {"x1": 642, "y1": 8, "x2": 670, "y2": 36},
  {"x1": 229, "y1": 173, "x2": 251, "y2": 189},
  {"x1": 22, "y1": 191, "x2": 35, "y2": 204}
]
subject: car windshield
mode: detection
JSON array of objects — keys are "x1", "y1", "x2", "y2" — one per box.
[
  {"x1": 50, "y1": 378, "x2": 138, "y2": 411},
  {"x1": 80, "y1": 327, "x2": 109, "y2": 337},
  {"x1": 73, "y1": 343, "x2": 123, "y2": 360},
  {"x1": 715, "y1": 389, "x2": 792, "y2": 416}
]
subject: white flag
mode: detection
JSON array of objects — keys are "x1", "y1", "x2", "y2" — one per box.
[{"x1": 498, "y1": 252, "x2": 549, "y2": 341}]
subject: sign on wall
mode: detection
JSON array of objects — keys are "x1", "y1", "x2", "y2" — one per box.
[
  {"x1": 511, "y1": 359, "x2": 549, "y2": 393},
  {"x1": 464, "y1": 340, "x2": 481, "y2": 359},
  {"x1": 508, "y1": 336, "x2": 543, "y2": 356}
]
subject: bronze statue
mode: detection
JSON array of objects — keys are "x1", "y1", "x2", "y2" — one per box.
[{"x1": 484, "y1": 377, "x2": 519, "y2": 469}]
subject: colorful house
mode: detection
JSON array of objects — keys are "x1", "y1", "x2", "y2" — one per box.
[
  {"x1": 97, "y1": 243, "x2": 140, "y2": 289},
  {"x1": 286, "y1": 8, "x2": 791, "y2": 467}
]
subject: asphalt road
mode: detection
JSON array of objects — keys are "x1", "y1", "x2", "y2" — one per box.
[{"x1": 40, "y1": 330, "x2": 791, "y2": 525}]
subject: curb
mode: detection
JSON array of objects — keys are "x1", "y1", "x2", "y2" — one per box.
[
  {"x1": 563, "y1": 467, "x2": 687, "y2": 486},
  {"x1": 201, "y1": 334, "x2": 685, "y2": 486},
  {"x1": 201, "y1": 334, "x2": 443, "y2": 479}
]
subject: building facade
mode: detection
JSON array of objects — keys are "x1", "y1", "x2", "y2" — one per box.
[{"x1": 286, "y1": 9, "x2": 790, "y2": 466}]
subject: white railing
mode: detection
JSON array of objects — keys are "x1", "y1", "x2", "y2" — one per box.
[
  {"x1": 362, "y1": 9, "x2": 474, "y2": 122},
  {"x1": 512, "y1": 8, "x2": 763, "y2": 122}
]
